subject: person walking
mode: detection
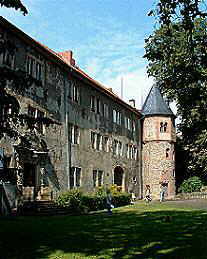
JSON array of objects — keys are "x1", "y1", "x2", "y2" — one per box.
[
  {"x1": 145, "y1": 185, "x2": 152, "y2": 203},
  {"x1": 106, "y1": 189, "x2": 113, "y2": 215}
]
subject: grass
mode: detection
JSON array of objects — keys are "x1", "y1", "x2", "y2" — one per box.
[{"x1": 1, "y1": 200, "x2": 207, "y2": 259}]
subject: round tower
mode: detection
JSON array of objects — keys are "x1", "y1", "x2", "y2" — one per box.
[{"x1": 142, "y1": 85, "x2": 176, "y2": 200}]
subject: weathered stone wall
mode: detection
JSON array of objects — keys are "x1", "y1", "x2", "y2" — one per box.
[
  {"x1": 0, "y1": 21, "x2": 143, "y2": 199},
  {"x1": 142, "y1": 116, "x2": 176, "y2": 200},
  {"x1": 66, "y1": 77, "x2": 142, "y2": 197}
]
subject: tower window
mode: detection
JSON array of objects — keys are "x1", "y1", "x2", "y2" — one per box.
[
  {"x1": 166, "y1": 148, "x2": 170, "y2": 158},
  {"x1": 164, "y1": 122, "x2": 168, "y2": 132},
  {"x1": 160, "y1": 122, "x2": 164, "y2": 132},
  {"x1": 160, "y1": 121, "x2": 168, "y2": 133}
]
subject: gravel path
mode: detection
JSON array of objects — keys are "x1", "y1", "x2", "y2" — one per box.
[{"x1": 164, "y1": 199, "x2": 207, "y2": 210}]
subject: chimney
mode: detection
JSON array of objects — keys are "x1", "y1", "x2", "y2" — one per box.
[
  {"x1": 129, "y1": 99, "x2": 135, "y2": 108},
  {"x1": 58, "y1": 50, "x2": 75, "y2": 66}
]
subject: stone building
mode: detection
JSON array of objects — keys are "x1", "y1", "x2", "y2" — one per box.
[
  {"x1": 142, "y1": 85, "x2": 176, "y2": 199},
  {"x1": 0, "y1": 17, "x2": 176, "y2": 203}
]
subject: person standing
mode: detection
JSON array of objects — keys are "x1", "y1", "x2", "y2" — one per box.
[
  {"x1": 145, "y1": 185, "x2": 152, "y2": 203},
  {"x1": 160, "y1": 181, "x2": 168, "y2": 202}
]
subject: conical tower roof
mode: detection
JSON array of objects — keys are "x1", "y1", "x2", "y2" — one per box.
[{"x1": 142, "y1": 84, "x2": 174, "y2": 116}]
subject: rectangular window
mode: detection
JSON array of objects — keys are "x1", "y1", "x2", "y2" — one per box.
[
  {"x1": 132, "y1": 120, "x2": 136, "y2": 133},
  {"x1": 130, "y1": 145, "x2": 133, "y2": 159},
  {"x1": 113, "y1": 109, "x2": 116, "y2": 123},
  {"x1": 74, "y1": 125, "x2": 80, "y2": 144},
  {"x1": 96, "y1": 98, "x2": 100, "y2": 114},
  {"x1": 26, "y1": 56, "x2": 35, "y2": 76},
  {"x1": 103, "y1": 103, "x2": 109, "y2": 118},
  {"x1": 91, "y1": 96, "x2": 95, "y2": 112},
  {"x1": 126, "y1": 144, "x2": 130, "y2": 159},
  {"x1": 36, "y1": 110, "x2": 44, "y2": 133},
  {"x1": 98, "y1": 170, "x2": 104, "y2": 186},
  {"x1": 73, "y1": 84, "x2": 80, "y2": 103},
  {"x1": 28, "y1": 106, "x2": 45, "y2": 134},
  {"x1": 70, "y1": 167, "x2": 81, "y2": 189},
  {"x1": 113, "y1": 139, "x2": 118, "y2": 155},
  {"x1": 113, "y1": 110, "x2": 122, "y2": 125},
  {"x1": 134, "y1": 146, "x2": 138, "y2": 160},
  {"x1": 93, "y1": 170, "x2": 97, "y2": 187},
  {"x1": 70, "y1": 124, "x2": 80, "y2": 144},
  {"x1": 119, "y1": 141, "x2": 123, "y2": 157},
  {"x1": 93, "y1": 170, "x2": 104, "y2": 187},
  {"x1": 0, "y1": 147, "x2": 4, "y2": 169},
  {"x1": 36, "y1": 62, "x2": 42, "y2": 81},
  {"x1": 125, "y1": 117, "x2": 132, "y2": 130},
  {"x1": 96, "y1": 134, "x2": 101, "y2": 150},
  {"x1": 103, "y1": 136, "x2": 109, "y2": 152},
  {"x1": 2, "y1": 51, "x2": 14, "y2": 67},
  {"x1": 74, "y1": 85, "x2": 79, "y2": 103},
  {"x1": 91, "y1": 131, "x2": 96, "y2": 149},
  {"x1": 117, "y1": 111, "x2": 122, "y2": 125}
]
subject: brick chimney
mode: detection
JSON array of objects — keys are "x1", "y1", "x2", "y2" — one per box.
[
  {"x1": 58, "y1": 50, "x2": 75, "y2": 66},
  {"x1": 129, "y1": 99, "x2": 135, "y2": 108}
]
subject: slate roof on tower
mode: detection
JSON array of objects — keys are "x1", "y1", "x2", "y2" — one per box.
[{"x1": 142, "y1": 85, "x2": 175, "y2": 116}]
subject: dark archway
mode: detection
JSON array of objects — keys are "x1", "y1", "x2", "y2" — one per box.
[{"x1": 114, "y1": 166, "x2": 124, "y2": 188}]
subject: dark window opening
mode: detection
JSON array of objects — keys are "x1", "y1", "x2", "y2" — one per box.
[{"x1": 23, "y1": 163, "x2": 36, "y2": 187}]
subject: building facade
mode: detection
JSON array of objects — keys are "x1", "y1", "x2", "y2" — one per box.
[{"x1": 0, "y1": 17, "x2": 175, "y2": 202}]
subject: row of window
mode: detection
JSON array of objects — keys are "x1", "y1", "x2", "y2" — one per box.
[
  {"x1": 68, "y1": 126, "x2": 138, "y2": 160},
  {"x1": 70, "y1": 85, "x2": 136, "y2": 131},
  {"x1": 0, "y1": 50, "x2": 43, "y2": 81},
  {"x1": 1, "y1": 46, "x2": 137, "y2": 133},
  {"x1": 26, "y1": 55, "x2": 42, "y2": 81},
  {"x1": 0, "y1": 47, "x2": 137, "y2": 132},
  {"x1": 91, "y1": 132, "x2": 109, "y2": 152},
  {"x1": 91, "y1": 131, "x2": 138, "y2": 160},
  {"x1": 69, "y1": 167, "x2": 104, "y2": 189},
  {"x1": 1, "y1": 50, "x2": 15, "y2": 68}
]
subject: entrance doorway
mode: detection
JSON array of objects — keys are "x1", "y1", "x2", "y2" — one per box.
[
  {"x1": 23, "y1": 163, "x2": 36, "y2": 187},
  {"x1": 114, "y1": 166, "x2": 124, "y2": 191},
  {"x1": 23, "y1": 163, "x2": 36, "y2": 201}
]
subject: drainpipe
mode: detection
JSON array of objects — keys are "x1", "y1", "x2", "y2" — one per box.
[{"x1": 64, "y1": 80, "x2": 70, "y2": 190}]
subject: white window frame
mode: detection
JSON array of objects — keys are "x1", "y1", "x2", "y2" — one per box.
[
  {"x1": 93, "y1": 169, "x2": 104, "y2": 187},
  {"x1": 70, "y1": 124, "x2": 80, "y2": 144},
  {"x1": 70, "y1": 167, "x2": 81, "y2": 189}
]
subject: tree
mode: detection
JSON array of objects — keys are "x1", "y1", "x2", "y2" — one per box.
[
  {"x1": 144, "y1": 1, "x2": 207, "y2": 178},
  {"x1": 0, "y1": 0, "x2": 28, "y2": 15}
]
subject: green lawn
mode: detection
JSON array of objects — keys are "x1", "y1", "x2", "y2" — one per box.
[{"x1": 1, "y1": 201, "x2": 207, "y2": 259}]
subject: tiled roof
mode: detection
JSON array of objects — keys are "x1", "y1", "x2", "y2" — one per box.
[{"x1": 142, "y1": 84, "x2": 174, "y2": 117}]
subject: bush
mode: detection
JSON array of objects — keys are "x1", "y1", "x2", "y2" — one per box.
[
  {"x1": 56, "y1": 187, "x2": 131, "y2": 214},
  {"x1": 55, "y1": 189, "x2": 87, "y2": 214},
  {"x1": 179, "y1": 176, "x2": 203, "y2": 193}
]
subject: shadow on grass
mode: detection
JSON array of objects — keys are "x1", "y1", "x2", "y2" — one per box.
[{"x1": 1, "y1": 204, "x2": 207, "y2": 259}]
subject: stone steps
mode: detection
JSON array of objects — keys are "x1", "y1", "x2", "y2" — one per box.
[{"x1": 21, "y1": 200, "x2": 69, "y2": 216}]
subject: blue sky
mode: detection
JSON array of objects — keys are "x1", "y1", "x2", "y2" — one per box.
[{"x1": 1, "y1": 0, "x2": 158, "y2": 109}]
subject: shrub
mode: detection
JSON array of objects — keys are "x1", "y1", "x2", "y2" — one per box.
[
  {"x1": 179, "y1": 176, "x2": 203, "y2": 193},
  {"x1": 56, "y1": 189, "x2": 86, "y2": 214},
  {"x1": 56, "y1": 187, "x2": 131, "y2": 214},
  {"x1": 112, "y1": 193, "x2": 131, "y2": 207}
]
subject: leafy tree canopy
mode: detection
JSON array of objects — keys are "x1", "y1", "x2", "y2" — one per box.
[
  {"x1": 145, "y1": 0, "x2": 207, "y2": 178},
  {"x1": 0, "y1": 0, "x2": 28, "y2": 15}
]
